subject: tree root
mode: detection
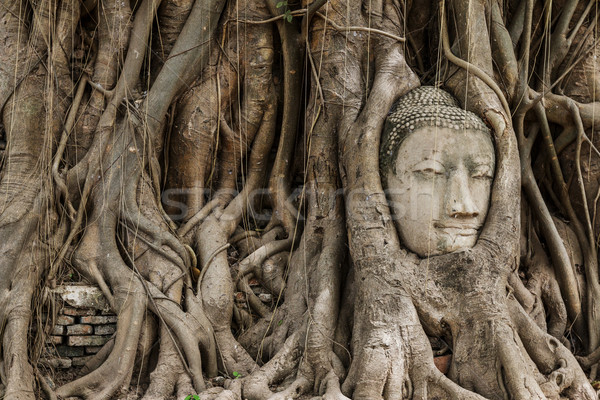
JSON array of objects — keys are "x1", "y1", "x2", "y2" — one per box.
[
  {"x1": 56, "y1": 287, "x2": 147, "y2": 399},
  {"x1": 242, "y1": 331, "x2": 303, "y2": 400},
  {"x1": 509, "y1": 297, "x2": 596, "y2": 399}
]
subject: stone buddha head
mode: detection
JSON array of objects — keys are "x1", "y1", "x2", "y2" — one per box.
[{"x1": 380, "y1": 86, "x2": 495, "y2": 257}]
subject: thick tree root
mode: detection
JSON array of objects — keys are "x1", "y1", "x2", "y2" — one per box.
[
  {"x1": 509, "y1": 297, "x2": 596, "y2": 399},
  {"x1": 242, "y1": 331, "x2": 303, "y2": 400}
]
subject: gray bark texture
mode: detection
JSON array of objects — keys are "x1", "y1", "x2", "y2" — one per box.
[{"x1": 0, "y1": 0, "x2": 599, "y2": 399}]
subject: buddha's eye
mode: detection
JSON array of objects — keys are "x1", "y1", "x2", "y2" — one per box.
[
  {"x1": 471, "y1": 165, "x2": 493, "y2": 180},
  {"x1": 412, "y1": 161, "x2": 445, "y2": 178}
]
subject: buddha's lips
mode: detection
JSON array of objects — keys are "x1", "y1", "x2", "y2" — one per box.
[{"x1": 433, "y1": 222, "x2": 480, "y2": 236}]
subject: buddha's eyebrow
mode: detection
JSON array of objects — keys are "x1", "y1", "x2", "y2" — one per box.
[
  {"x1": 407, "y1": 156, "x2": 446, "y2": 170},
  {"x1": 464, "y1": 155, "x2": 494, "y2": 169}
]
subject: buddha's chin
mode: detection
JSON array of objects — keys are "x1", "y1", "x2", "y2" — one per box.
[
  {"x1": 400, "y1": 227, "x2": 481, "y2": 257},
  {"x1": 435, "y1": 232, "x2": 478, "y2": 255},
  {"x1": 412, "y1": 232, "x2": 478, "y2": 257}
]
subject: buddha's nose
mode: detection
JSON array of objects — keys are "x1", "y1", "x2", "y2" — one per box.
[{"x1": 446, "y1": 169, "x2": 479, "y2": 218}]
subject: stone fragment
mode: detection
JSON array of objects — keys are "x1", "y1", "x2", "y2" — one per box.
[
  {"x1": 66, "y1": 324, "x2": 93, "y2": 335},
  {"x1": 80, "y1": 315, "x2": 117, "y2": 324},
  {"x1": 55, "y1": 345, "x2": 84, "y2": 357},
  {"x1": 62, "y1": 307, "x2": 96, "y2": 316},
  {"x1": 52, "y1": 285, "x2": 110, "y2": 311},
  {"x1": 72, "y1": 356, "x2": 94, "y2": 367},
  {"x1": 41, "y1": 357, "x2": 72, "y2": 369},
  {"x1": 94, "y1": 324, "x2": 116, "y2": 335},
  {"x1": 85, "y1": 346, "x2": 103, "y2": 354},
  {"x1": 67, "y1": 335, "x2": 110, "y2": 347},
  {"x1": 50, "y1": 325, "x2": 65, "y2": 335},
  {"x1": 56, "y1": 315, "x2": 75, "y2": 325},
  {"x1": 211, "y1": 376, "x2": 226, "y2": 387},
  {"x1": 45, "y1": 336, "x2": 63, "y2": 345}
]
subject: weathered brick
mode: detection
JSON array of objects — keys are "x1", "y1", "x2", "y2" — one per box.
[
  {"x1": 50, "y1": 325, "x2": 65, "y2": 335},
  {"x1": 55, "y1": 345, "x2": 84, "y2": 357},
  {"x1": 80, "y1": 315, "x2": 117, "y2": 324},
  {"x1": 55, "y1": 315, "x2": 75, "y2": 325},
  {"x1": 68, "y1": 335, "x2": 110, "y2": 347},
  {"x1": 66, "y1": 324, "x2": 93, "y2": 335},
  {"x1": 72, "y1": 356, "x2": 94, "y2": 367},
  {"x1": 85, "y1": 346, "x2": 103, "y2": 354},
  {"x1": 94, "y1": 324, "x2": 116, "y2": 335},
  {"x1": 434, "y1": 354, "x2": 452, "y2": 375},
  {"x1": 62, "y1": 307, "x2": 96, "y2": 316},
  {"x1": 41, "y1": 357, "x2": 72, "y2": 369},
  {"x1": 45, "y1": 335, "x2": 63, "y2": 345}
]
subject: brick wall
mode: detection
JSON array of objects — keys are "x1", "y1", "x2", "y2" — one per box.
[
  {"x1": 41, "y1": 281, "x2": 275, "y2": 370},
  {"x1": 42, "y1": 285, "x2": 117, "y2": 369}
]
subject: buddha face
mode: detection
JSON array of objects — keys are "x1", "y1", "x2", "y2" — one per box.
[{"x1": 384, "y1": 127, "x2": 494, "y2": 257}]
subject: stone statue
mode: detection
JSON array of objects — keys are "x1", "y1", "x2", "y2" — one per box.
[{"x1": 380, "y1": 86, "x2": 495, "y2": 257}]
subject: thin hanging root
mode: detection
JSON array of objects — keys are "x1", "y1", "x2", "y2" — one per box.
[
  {"x1": 35, "y1": 370, "x2": 57, "y2": 400},
  {"x1": 138, "y1": 282, "x2": 215, "y2": 387},
  {"x1": 314, "y1": 12, "x2": 406, "y2": 43},
  {"x1": 197, "y1": 243, "x2": 231, "y2": 289},
  {"x1": 439, "y1": 0, "x2": 510, "y2": 117},
  {"x1": 179, "y1": 198, "x2": 220, "y2": 237},
  {"x1": 123, "y1": 193, "x2": 191, "y2": 270},
  {"x1": 121, "y1": 218, "x2": 188, "y2": 276},
  {"x1": 52, "y1": 74, "x2": 88, "y2": 220}
]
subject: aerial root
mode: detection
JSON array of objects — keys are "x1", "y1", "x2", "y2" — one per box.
[
  {"x1": 195, "y1": 387, "x2": 240, "y2": 400},
  {"x1": 423, "y1": 367, "x2": 487, "y2": 400},
  {"x1": 242, "y1": 331, "x2": 303, "y2": 400},
  {"x1": 213, "y1": 329, "x2": 258, "y2": 378},
  {"x1": 237, "y1": 276, "x2": 271, "y2": 318},
  {"x1": 577, "y1": 345, "x2": 600, "y2": 369},
  {"x1": 35, "y1": 370, "x2": 57, "y2": 400},
  {"x1": 508, "y1": 297, "x2": 596, "y2": 399},
  {"x1": 123, "y1": 198, "x2": 191, "y2": 271},
  {"x1": 236, "y1": 315, "x2": 280, "y2": 359},
  {"x1": 141, "y1": 322, "x2": 189, "y2": 400},
  {"x1": 237, "y1": 238, "x2": 293, "y2": 277},
  {"x1": 80, "y1": 337, "x2": 115, "y2": 375},
  {"x1": 317, "y1": 370, "x2": 350, "y2": 400}
]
